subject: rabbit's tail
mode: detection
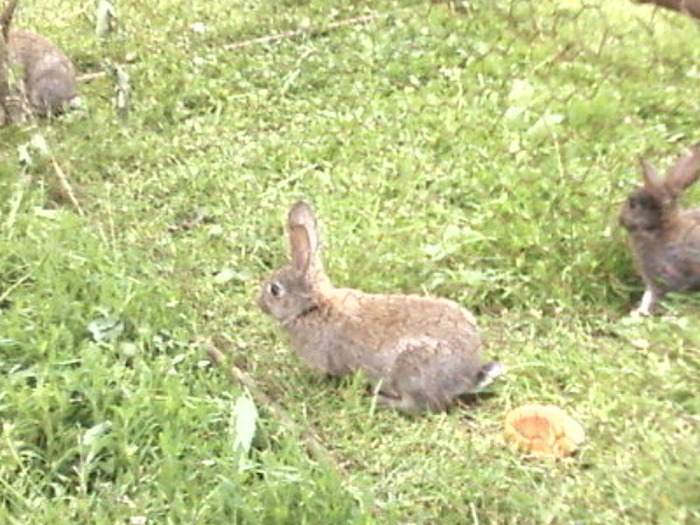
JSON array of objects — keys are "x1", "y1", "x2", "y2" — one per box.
[{"x1": 474, "y1": 361, "x2": 504, "y2": 390}]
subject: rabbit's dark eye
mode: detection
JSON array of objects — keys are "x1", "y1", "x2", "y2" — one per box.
[
  {"x1": 628, "y1": 197, "x2": 637, "y2": 209},
  {"x1": 269, "y1": 282, "x2": 283, "y2": 297}
]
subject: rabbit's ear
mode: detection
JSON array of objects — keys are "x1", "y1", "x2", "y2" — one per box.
[
  {"x1": 641, "y1": 159, "x2": 664, "y2": 189},
  {"x1": 289, "y1": 224, "x2": 312, "y2": 274},
  {"x1": 666, "y1": 143, "x2": 700, "y2": 196},
  {"x1": 640, "y1": 159, "x2": 670, "y2": 201},
  {"x1": 288, "y1": 201, "x2": 321, "y2": 275},
  {"x1": 288, "y1": 201, "x2": 320, "y2": 253}
]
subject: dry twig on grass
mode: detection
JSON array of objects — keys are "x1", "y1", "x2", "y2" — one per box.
[
  {"x1": 76, "y1": 71, "x2": 107, "y2": 83},
  {"x1": 223, "y1": 14, "x2": 381, "y2": 50},
  {"x1": 50, "y1": 156, "x2": 84, "y2": 217},
  {"x1": 201, "y1": 339, "x2": 347, "y2": 470},
  {"x1": 75, "y1": 15, "x2": 381, "y2": 84}
]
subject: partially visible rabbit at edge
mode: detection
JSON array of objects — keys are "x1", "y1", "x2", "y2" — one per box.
[
  {"x1": 0, "y1": 0, "x2": 80, "y2": 125},
  {"x1": 619, "y1": 143, "x2": 700, "y2": 315}
]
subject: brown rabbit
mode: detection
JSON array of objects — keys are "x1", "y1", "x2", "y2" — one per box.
[
  {"x1": 633, "y1": 0, "x2": 700, "y2": 19},
  {"x1": 0, "y1": 0, "x2": 15, "y2": 124},
  {"x1": 0, "y1": 0, "x2": 78, "y2": 122},
  {"x1": 259, "y1": 201, "x2": 502, "y2": 413},
  {"x1": 7, "y1": 29, "x2": 79, "y2": 117},
  {"x1": 619, "y1": 143, "x2": 700, "y2": 315}
]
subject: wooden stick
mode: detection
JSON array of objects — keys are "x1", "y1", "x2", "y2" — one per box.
[
  {"x1": 75, "y1": 14, "x2": 381, "y2": 84},
  {"x1": 76, "y1": 71, "x2": 107, "y2": 83},
  {"x1": 202, "y1": 340, "x2": 346, "y2": 469},
  {"x1": 0, "y1": 268, "x2": 32, "y2": 305},
  {"x1": 50, "y1": 156, "x2": 84, "y2": 217},
  {"x1": 223, "y1": 14, "x2": 381, "y2": 50}
]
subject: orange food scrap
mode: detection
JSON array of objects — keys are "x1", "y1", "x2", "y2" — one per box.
[{"x1": 504, "y1": 404, "x2": 585, "y2": 458}]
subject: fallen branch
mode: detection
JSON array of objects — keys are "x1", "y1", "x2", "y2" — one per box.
[
  {"x1": 0, "y1": 267, "x2": 33, "y2": 306},
  {"x1": 50, "y1": 156, "x2": 84, "y2": 217},
  {"x1": 223, "y1": 14, "x2": 381, "y2": 50},
  {"x1": 74, "y1": 14, "x2": 381, "y2": 85},
  {"x1": 202, "y1": 339, "x2": 346, "y2": 469},
  {"x1": 76, "y1": 71, "x2": 107, "y2": 83}
]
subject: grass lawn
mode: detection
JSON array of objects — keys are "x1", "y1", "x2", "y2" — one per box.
[{"x1": 1, "y1": 0, "x2": 699, "y2": 523}]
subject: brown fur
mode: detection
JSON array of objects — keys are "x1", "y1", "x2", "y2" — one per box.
[
  {"x1": 634, "y1": 0, "x2": 700, "y2": 19},
  {"x1": 0, "y1": 0, "x2": 17, "y2": 124},
  {"x1": 259, "y1": 201, "x2": 502, "y2": 413},
  {"x1": 0, "y1": 37, "x2": 8, "y2": 124},
  {"x1": 8, "y1": 28, "x2": 78, "y2": 117},
  {"x1": 0, "y1": 0, "x2": 78, "y2": 123},
  {"x1": 619, "y1": 144, "x2": 700, "y2": 315}
]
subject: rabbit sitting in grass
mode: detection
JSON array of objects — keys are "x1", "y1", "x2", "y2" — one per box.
[
  {"x1": 632, "y1": 0, "x2": 700, "y2": 19},
  {"x1": 619, "y1": 143, "x2": 700, "y2": 315},
  {"x1": 0, "y1": 0, "x2": 79, "y2": 123},
  {"x1": 259, "y1": 201, "x2": 502, "y2": 414}
]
